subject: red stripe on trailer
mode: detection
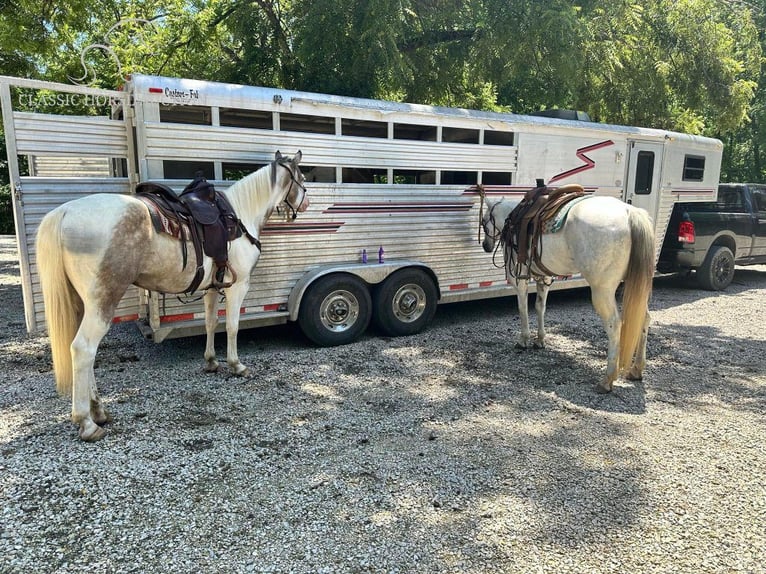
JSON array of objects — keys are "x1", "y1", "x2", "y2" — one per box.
[
  {"x1": 148, "y1": 87, "x2": 163, "y2": 93},
  {"x1": 479, "y1": 281, "x2": 493, "y2": 287},
  {"x1": 112, "y1": 314, "x2": 139, "y2": 324},
  {"x1": 449, "y1": 283, "x2": 469, "y2": 290},
  {"x1": 263, "y1": 303, "x2": 282, "y2": 312},
  {"x1": 160, "y1": 313, "x2": 195, "y2": 323}
]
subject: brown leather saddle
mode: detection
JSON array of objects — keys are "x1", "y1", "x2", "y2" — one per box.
[
  {"x1": 136, "y1": 173, "x2": 260, "y2": 294},
  {"x1": 501, "y1": 180, "x2": 586, "y2": 279}
]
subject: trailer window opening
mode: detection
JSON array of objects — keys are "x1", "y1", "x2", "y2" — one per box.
[
  {"x1": 303, "y1": 166, "x2": 336, "y2": 183},
  {"x1": 159, "y1": 104, "x2": 212, "y2": 125},
  {"x1": 163, "y1": 160, "x2": 215, "y2": 180},
  {"x1": 341, "y1": 118, "x2": 388, "y2": 138},
  {"x1": 483, "y1": 130, "x2": 515, "y2": 146},
  {"x1": 343, "y1": 167, "x2": 388, "y2": 184},
  {"x1": 634, "y1": 151, "x2": 655, "y2": 195},
  {"x1": 442, "y1": 127, "x2": 479, "y2": 144},
  {"x1": 481, "y1": 172, "x2": 513, "y2": 185},
  {"x1": 394, "y1": 123, "x2": 437, "y2": 141},
  {"x1": 280, "y1": 113, "x2": 335, "y2": 134},
  {"x1": 682, "y1": 155, "x2": 705, "y2": 182},
  {"x1": 441, "y1": 171, "x2": 477, "y2": 185},
  {"x1": 393, "y1": 170, "x2": 436, "y2": 184},
  {"x1": 223, "y1": 162, "x2": 266, "y2": 180},
  {"x1": 220, "y1": 108, "x2": 273, "y2": 130}
]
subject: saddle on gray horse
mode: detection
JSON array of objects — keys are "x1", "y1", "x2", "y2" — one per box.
[
  {"x1": 501, "y1": 180, "x2": 586, "y2": 279},
  {"x1": 136, "y1": 173, "x2": 260, "y2": 293}
]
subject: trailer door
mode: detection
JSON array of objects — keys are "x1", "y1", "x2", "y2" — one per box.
[
  {"x1": 625, "y1": 141, "x2": 663, "y2": 221},
  {"x1": 0, "y1": 76, "x2": 139, "y2": 333}
]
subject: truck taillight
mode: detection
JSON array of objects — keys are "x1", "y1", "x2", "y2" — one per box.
[{"x1": 678, "y1": 219, "x2": 695, "y2": 243}]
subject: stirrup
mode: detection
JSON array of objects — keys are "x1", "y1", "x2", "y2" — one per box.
[{"x1": 212, "y1": 266, "x2": 237, "y2": 289}]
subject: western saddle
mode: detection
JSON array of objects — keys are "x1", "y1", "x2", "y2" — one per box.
[
  {"x1": 501, "y1": 180, "x2": 587, "y2": 280},
  {"x1": 136, "y1": 173, "x2": 260, "y2": 294}
]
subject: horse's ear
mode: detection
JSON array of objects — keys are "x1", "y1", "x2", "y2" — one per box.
[
  {"x1": 275, "y1": 150, "x2": 283, "y2": 161},
  {"x1": 294, "y1": 150, "x2": 302, "y2": 164}
]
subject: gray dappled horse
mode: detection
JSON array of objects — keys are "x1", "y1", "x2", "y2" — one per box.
[{"x1": 481, "y1": 191, "x2": 654, "y2": 393}]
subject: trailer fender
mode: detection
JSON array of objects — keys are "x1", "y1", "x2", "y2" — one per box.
[{"x1": 288, "y1": 261, "x2": 439, "y2": 322}]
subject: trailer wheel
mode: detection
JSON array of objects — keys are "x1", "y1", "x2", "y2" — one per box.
[
  {"x1": 373, "y1": 268, "x2": 437, "y2": 337},
  {"x1": 298, "y1": 274, "x2": 371, "y2": 346},
  {"x1": 697, "y1": 245, "x2": 735, "y2": 291}
]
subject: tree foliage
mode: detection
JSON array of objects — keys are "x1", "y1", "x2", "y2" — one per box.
[{"x1": 0, "y1": 0, "x2": 764, "y2": 183}]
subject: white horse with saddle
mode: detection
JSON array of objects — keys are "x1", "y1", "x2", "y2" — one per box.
[
  {"x1": 36, "y1": 151, "x2": 308, "y2": 441},
  {"x1": 480, "y1": 183, "x2": 654, "y2": 393}
]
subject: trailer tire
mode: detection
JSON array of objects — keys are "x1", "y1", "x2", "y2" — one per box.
[
  {"x1": 298, "y1": 274, "x2": 372, "y2": 346},
  {"x1": 697, "y1": 245, "x2": 735, "y2": 291},
  {"x1": 373, "y1": 268, "x2": 437, "y2": 337}
]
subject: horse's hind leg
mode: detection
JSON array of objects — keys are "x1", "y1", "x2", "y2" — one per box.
[
  {"x1": 626, "y1": 311, "x2": 650, "y2": 381},
  {"x1": 71, "y1": 307, "x2": 112, "y2": 441},
  {"x1": 590, "y1": 285, "x2": 621, "y2": 393},
  {"x1": 203, "y1": 289, "x2": 221, "y2": 372}
]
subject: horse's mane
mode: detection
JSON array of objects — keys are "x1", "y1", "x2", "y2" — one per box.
[{"x1": 223, "y1": 163, "x2": 275, "y2": 224}]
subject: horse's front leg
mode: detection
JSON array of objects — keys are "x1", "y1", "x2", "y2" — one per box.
[
  {"x1": 515, "y1": 279, "x2": 533, "y2": 349},
  {"x1": 591, "y1": 286, "x2": 621, "y2": 393},
  {"x1": 224, "y1": 280, "x2": 250, "y2": 376},
  {"x1": 533, "y1": 280, "x2": 551, "y2": 348},
  {"x1": 71, "y1": 308, "x2": 111, "y2": 441},
  {"x1": 203, "y1": 289, "x2": 221, "y2": 372}
]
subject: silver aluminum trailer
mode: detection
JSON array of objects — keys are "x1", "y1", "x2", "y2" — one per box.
[{"x1": 1, "y1": 74, "x2": 723, "y2": 345}]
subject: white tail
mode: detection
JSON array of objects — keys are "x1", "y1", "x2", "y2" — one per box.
[
  {"x1": 618, "y1": 207, "x2": 655, "y2": 373},
  {"x1": 36, "y1": 210, "x2": 81, "y2": 395}
]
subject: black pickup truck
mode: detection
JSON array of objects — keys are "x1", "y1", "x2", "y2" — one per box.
[{"x1": 657, "y1": 183, "x2": 766, "y2": 290}]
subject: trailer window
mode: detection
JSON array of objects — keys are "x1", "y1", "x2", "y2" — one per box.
[
  {"x1": 394, "y1": 123, "x2": 437, "y2": 141},
  {"x1": 280, "y1": 113, "x2": 335, "y2": 134},
  {"x1": 442, "y1": 127, "x2": 479, "y2": 144},
  {"x1": 303, "y1": 166, "x2": 336, "y2": 183},
  {"x1": 393, "y1": 170, "x2": 436, "y2": 184},
  {"x1": 482, "y1": 172, "x2": 513, "y2": 185},
  {"x1": 223, "y1": 162, "x2": 266, "y2": 180},
  {"x1": 159, "y1": 104, "x2": 212, "y2": 125},
  {"x1": 682, "y1": 155, "x2": 705, "y2": 182},
  {"x1": 341, "y1": 118, "x2": 387, "y2": 138},
  {"x1": 483, "y1": 130, "x2": 515, "y2": 146},
  {"x1": 343, "y1": 167, "x2": 388, "y2": 184},
  {"x1": 220, "y1": 108, "x2": 273, "y2": 130},
  {"x1": 163, "y1": 160, "x2": 215, "y2": 180},
  {"x1": 634, "y1": 151, "x2": 655, "y2": 195},
  {"x1": 441, "y1": 171, "x2": 477, "y2": 185}
]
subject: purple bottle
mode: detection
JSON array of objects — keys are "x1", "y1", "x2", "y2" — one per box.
[{"x1": 378, "y1": 246, "x2": 385, "y2": 263}]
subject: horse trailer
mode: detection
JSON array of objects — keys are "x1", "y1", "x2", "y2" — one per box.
[{"x1": 0, "y1": 74, "x2": 723, "y2": 345}]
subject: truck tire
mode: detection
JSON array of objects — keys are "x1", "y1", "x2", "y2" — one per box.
[
  {"x1": 298, "y1": 274, "x2": 372, "y2": 346},
  {"x1": 372, "y1": 268, "x2": 438, "y2": 337},
  {"x1": 697, "y1": 245, "x2": 735, "y2": 291}
]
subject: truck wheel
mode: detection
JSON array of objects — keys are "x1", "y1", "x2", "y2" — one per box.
[
  {"x1": 697, "y1": 245, "x2": 735, "y2": 291},
  {"x1": 373, "y1": 268, "x2": 438, "y2": 336},
  {"x1": 298, "y1": 274, "x2": 371, "y2": 346}
]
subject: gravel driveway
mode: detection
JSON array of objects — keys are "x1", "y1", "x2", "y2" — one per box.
[{"x1": 1, "y1": 234, "x2": 764, "y2": 574}]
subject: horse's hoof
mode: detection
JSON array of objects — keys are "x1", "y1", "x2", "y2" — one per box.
[
  {"x1": 595, "y1": 382, "x2": 613, "y2": 394},
  {"x1": 625, "y1": 372, "x2": 643, "y2": 382},
  {"x1": 515, "y1": 341, "x2": 528, "y2": 350},
  {"x1": 532, "y1": 340, "x2": 545, "y2": 349},
  {"x1": 230, "y1": 364, "x2": 250, "y2": 377},
  {"x1": 93, "y1": 409, "x2": 112, "y2": 426},
  {"x1": 79, "y1": 420, "x2": 106, "y2": 442},
  {"x1": 204, "y1": 362, "x2": 220, "y2": 373}
]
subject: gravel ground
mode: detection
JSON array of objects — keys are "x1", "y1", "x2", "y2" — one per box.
[{"x1": 1, "y1": 234, "x2": 765, "y2": 574}]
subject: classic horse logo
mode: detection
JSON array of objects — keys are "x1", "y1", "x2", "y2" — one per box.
[{"x1": 70, "y1": 18, "x2": 158, "y2": 86}]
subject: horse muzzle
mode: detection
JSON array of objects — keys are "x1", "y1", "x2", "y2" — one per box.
[
  {"x1": 297, "y1": 196, "x2": 310, "y2": 212},
  {"x1": 482, "y1": 237, "x2": 495, "y2": 253}
]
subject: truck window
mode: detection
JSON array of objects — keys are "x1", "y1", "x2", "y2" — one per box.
[
  {"x1": 634, "y1": 151, "x2": 654, "y2": 195},
  {"x1": 752, "y1": 188, "x2": 766, "y2": 214}
]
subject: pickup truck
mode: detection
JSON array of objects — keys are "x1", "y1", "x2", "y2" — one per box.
[{"x1": 657, "y1": 183, "x2": 766, "y2": 290}]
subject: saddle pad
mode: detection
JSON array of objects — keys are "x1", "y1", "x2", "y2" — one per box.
[{"x1": 543, "y1": 195, "x2": 591, "y2": 234}]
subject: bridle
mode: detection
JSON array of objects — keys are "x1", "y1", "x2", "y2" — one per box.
[{"x1": 275, "y1": 159, "x2": 307, "y2": 220}]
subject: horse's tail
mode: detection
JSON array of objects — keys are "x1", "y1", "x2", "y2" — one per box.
[
  {"x1": 36, "y1": 209, "x2": 80, "y2": 396},
  {"x1": 619, "y1": 206, "x2": 655, "y2": 373}
]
